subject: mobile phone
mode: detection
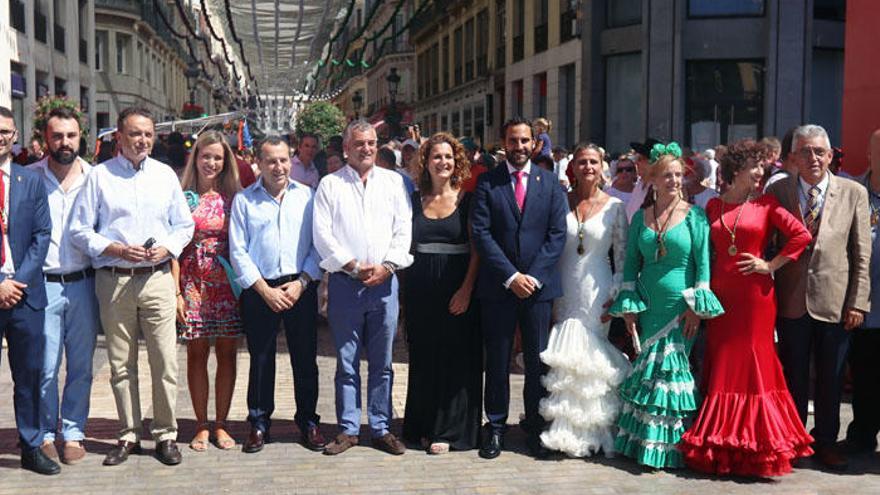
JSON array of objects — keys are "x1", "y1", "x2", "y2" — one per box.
[{"x1": 143, "y1": 237, "x2": 157, "y2": 249}]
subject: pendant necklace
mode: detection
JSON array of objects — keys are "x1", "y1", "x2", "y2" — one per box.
[
  {"x1": 574, "y1": 197, "x2": 600, "y2": 256},
  {"x1": 653, "y1": 195, "x2": 681, "y2": 260},
  {"x1": 719, "y1": 193, "x2": 750, "y2": 256}
]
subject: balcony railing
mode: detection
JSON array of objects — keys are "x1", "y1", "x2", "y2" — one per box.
[
  {"x1": 35, "y1": 10, "x2": 47, "y2": 43},
  {"x1": 512, "y1": 35, "x2": 524, "y2": 62},
  {"x1": 409, "y1": 2, "x2": 447, "y2": 37},
  {"x1": 534, "y1": 23, "x2": 548, "y2": 53},
  {"x1": 560, "y1": 10, "x2": 579, "y2": 43},
  {"x1": 10, "y1": 0, "x2": 25, "y2": 33},
  {"x1": 54, "y1": 24, "x2": 66, "y2": 52}
]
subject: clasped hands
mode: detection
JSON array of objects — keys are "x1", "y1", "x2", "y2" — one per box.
[
  {"x1": 105, "y1": 242, "x2": 169, "y2": 264},
  {"x1": 509, "y1": 273, "x2": 539, "y2": 299},
  {"x1": 343, "y1": 260, "x2": 392, "y2": 287}
]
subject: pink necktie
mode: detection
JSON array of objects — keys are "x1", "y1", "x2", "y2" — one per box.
[{"x1": 513, "y1": 170, "x2": 525, "y2": 211}]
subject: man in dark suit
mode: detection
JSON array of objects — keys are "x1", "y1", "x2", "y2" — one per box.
[
  {"x1": 0, "y1": 106, "x2": 55, "y2": 474},
  {"x1": 471, "y1": 117, "x2": 567, "y2": 459}
]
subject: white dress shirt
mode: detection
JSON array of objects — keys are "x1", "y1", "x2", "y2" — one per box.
[
  {"x1": 625, "y1": 180, "x2": 650, "y2": 222},
  {"x1": 0, "y1": 159, "x2": 13, "y2": 275},
  {"x1": 69, "y1": 155, "x2": 195, "y2": 268},
  {"x1": 797, "y1": 172, "x2": 830, "y2": 218},
  {"x1": 229, "y1": 178, "x2": 322, "y2": 288},
  {"x1": 313, "y1": 164, "x2": 413, "y2": 273},
  {"x1": 290, "y1": 156, "x2": 320, "y2": 189},
  {"x1": 28, "y1": 157, "x2": 93, "y2": 274}
]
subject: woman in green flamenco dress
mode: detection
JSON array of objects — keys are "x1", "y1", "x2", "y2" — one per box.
[{"x1": 609, "y1": 144, "x2": 724, "y2": 469}]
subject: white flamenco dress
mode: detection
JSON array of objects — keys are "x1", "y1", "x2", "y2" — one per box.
[{"x1": 539, "y1": 197, "x2": 632, "y2": 458}]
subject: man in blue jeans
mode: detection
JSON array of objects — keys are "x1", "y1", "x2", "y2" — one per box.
[{"x1": 28, "y1": 107, "x2": 99, "y2": 466}]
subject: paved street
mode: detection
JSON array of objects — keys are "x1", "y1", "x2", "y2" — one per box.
[{"x1": 2, "y1": 326, "x2": 879, "y2": 494}]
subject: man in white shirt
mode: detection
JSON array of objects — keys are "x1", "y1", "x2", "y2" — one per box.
[
  {"x1": 28, "y1": 107, "x2": 99, "y2": 467},
  {"x1": 313, "y1": 119, "x2": 413, "y2": 456},
  {"x1": 70, "y1": 107, "x2": 194, "y2": 467},
  {"x1": 290, "y1": 132, "x2": 321, "y2": 188}
]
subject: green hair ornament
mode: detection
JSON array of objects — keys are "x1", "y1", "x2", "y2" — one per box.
[{"x1": 649, "y1": 142, "x2": 683, "y2": 163}]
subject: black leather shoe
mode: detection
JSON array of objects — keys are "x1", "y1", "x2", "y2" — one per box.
[
  {"x1": 155, "y1": 440, "x2": 182, "y2": 465},
  {"x1": 478, "y1": 429, "x2": 503, "y2": 459},
  {"x1": 103, "y1": 440, "x2": 141, "y2": 466},
  {"x1": 21, "y1": 448, "x2": 61, "y2": 475},
  {"x1": 526, "y1": 435, "x2": 552, "y2": 459},
  {"x1": 243, "y1": 428, "x2": 267, "y2": 454}
]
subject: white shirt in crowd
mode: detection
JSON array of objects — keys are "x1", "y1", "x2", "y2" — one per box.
[
  {"x1": 290, "y1": 155, "x2": 320, "y2": 189},
  {"x1": 312, "y1": 164, "x2": 413, "y2": 272},
  {"x1": 625, "y1": 180, "x2": 651, "y2": 222},
  {"x1": 69, "y1": 155, "x2": 194, "y2": 268},
  {"x1": 28, "y1": 157, "x2": 93, "y2": 274},
  {"x1": 0, "y1": 159, "x2": 13, "y2": 275}
]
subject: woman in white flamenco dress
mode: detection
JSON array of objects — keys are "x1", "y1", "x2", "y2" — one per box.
[{"x1": 539, "y1": 144, "x2": 632, "y2": 458}]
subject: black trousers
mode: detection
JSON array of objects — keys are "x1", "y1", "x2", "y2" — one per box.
[
  {"x1": 482, "y1": 297, "x2": 551, "y2": 435},
  {"x1": 0, "y1": 302, "x2": 46, "y2": 451},
  {"x1": 777, "y1": 314, "x2": 851, "y2": 446},
  {"x1": 241, "y1": 278, "x2": 319, "y2": 433},
  {"x1": 846, "y1": 327, "x2": 880, "y2": 449}
]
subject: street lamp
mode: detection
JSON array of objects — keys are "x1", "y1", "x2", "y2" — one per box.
[
  {"x1": 352, "y1": 90, "x2": 363, "y2": 119},
  {"x1": 184, "y1": 63, "x2": 200, "y2": 106},
  {"x1": 386, "y1": 67, "x2": 401, "y2": 138}
]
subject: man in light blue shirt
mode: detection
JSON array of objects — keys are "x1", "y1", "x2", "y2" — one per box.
[{"x1": 229, "y1": 136, "x2": 324, "y2": 454}]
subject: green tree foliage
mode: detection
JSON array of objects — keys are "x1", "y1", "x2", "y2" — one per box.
[
  {"x1": 295, "y1": 102, "x2": 345, "y2": 142},
  {"x1": 32, "y1": 96, "x2": 89, "y2": 144}
]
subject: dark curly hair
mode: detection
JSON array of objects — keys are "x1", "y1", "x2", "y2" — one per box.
[
  {"x1": 720, "y1": 139, "x2": 766, "y2": 184},
  {"x1": 416, "y1": 133, "x2": 472, "y2": 192}
]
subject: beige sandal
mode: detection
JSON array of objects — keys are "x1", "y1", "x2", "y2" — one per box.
[
  {"x1": 189, "y1": 423, "x2": 211, "y2": 452},
  {"x1": 214, "y1": 421, "x2": 236, "y2": 450},
  {"x1": 428, "y1": 442, "x2": 450, "y2": 455}
]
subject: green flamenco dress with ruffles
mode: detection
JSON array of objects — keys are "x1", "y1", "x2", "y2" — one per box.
[{"x1": 609, "y1": 207, "x2": 723, "y2": 469}]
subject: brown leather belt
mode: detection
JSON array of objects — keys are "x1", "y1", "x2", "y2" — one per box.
[
  {"x1": 101, "y1": 260, "x2": 170, "y2": 276},
  {"x1": 45, "y1": 268, "x2": 95, "y2": 284}
]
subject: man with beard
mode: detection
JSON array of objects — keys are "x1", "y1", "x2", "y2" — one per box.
[
  {"x1": 27, "y1": 107, "x2": 99, "y2": 466},
  {"x1": 471, "y1": 117, "x2": 567, "y2": 459},
  {"x1": 70, "y1": 107, "x2": 194, "y2": 467},
  {"x1": 0, "y1": 106, "x2": 54, "y2": 474}
]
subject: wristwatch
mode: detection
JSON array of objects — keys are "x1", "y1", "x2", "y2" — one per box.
[
  {"x1": 382, "y1": 261, "x2": 398, "y2": 274},
  {"x1": 347, "y1": 261, "x2": 361, "y2": 279},
  {"x1": 297, "y1": 273, "x2": 312, "y2": 289}
]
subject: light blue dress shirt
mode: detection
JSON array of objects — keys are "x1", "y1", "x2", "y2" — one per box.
[
  {"x1": 69, "y1": 155, "x2": 194, "y2": 268},
  {"x1": 229, "y1": 177, "x2": 322, "y2": 289}
]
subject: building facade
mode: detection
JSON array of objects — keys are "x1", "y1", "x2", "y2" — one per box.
[
  {"x1": 2, "y1": 0, "x2": 97, "y2": 144},
  {"x1": 581, "y1": 0, "x2": 847, "y2": 154}
]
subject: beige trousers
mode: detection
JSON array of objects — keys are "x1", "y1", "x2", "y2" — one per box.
[{"x1": 95, "y1": 267, "x2": 179, "y2": 442}]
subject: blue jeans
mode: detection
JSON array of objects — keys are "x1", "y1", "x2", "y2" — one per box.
[
  {"x1": 39, "y1": 277, "x2": 99, "y2": 442},
  {"x1": 327, "y1": 273, "x2": 398, "y2": 437}
]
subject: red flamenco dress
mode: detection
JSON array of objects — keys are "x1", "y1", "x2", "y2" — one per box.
[{"x1": 679, "y1": 194, "x2": 814, "y2": 477}]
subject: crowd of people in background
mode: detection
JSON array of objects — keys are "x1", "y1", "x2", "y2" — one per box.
[{"x1": 2, "y1": 101, "x2": 880, "y2": 484}]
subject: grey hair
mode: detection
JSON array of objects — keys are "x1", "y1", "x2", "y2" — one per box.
[
  {"x1": 343, "y1": 118, "x2": 376, "y2": 144},
  {"x1": 791, "y1": 124, "x2": 831, "y2": 153}
]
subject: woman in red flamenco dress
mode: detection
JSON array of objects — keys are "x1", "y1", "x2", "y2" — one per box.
[{"x1": 680, "y1": 140, "x2": 814, "y2": 477}]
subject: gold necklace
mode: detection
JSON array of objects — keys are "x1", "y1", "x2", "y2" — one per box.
[
  {"x1": 652, "y1": 195, "x2": 681, "y2": 260},
  {"x1": 574, "y1": 197, "x2": 601, "y2": 256},
  {"x1": 719, "y1": 193, "x2": 750, "y2": 256}
]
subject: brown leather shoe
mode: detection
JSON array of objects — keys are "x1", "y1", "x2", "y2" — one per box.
[
  {"x1": 103, "y1": 440, "x2": 141, "y2": 466},
  {"x1": 40, "y1": 441, "x2": 59, "y2": 461},
  {"x1": 373, "y1": 433, "x2": 406, "y2": 455},
  {"x1": 300, "y1": 425, "x2": 327, "y2": 452},
  {"x1": 62, "y1": 441, "x2": 86, "y2": 465},
  {"x1": 814, "y1": 444, "x2": 849, "y2": 471},
  {"x1": 242, "y1": 428, "x2": 266, "y2": 454},
  {"x1": 155, "y1": 440, "x2": 182, "y2": 465},
  {"x1": 322, "y1": 433, "x2": 359, "y2": 456}
]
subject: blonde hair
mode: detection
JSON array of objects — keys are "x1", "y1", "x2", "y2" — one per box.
[
  {"x1": 647, "y1": 154, "x2": 685, "y2": 182},
  {"x1": 180, "y1": 130, "x2": 241, "y2": 200},
  {"x1": 534, "y1": 118, "x2": 552, "y2": 133}
]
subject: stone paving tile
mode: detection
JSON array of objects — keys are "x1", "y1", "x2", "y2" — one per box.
[{"x1": 2, "y1": 326, "x2": 880, "y2": 493}]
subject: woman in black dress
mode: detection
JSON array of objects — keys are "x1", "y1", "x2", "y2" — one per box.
[{"x1": 403, "y1": 133, "x2": 482, "y2": 454}]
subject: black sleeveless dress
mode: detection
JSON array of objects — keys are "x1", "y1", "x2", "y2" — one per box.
[{"x1": 402, "y1": 192, "x2": 482, "y2": 450}]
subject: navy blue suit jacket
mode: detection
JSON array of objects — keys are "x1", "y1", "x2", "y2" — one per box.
[
  {"x1": 471, "y1": 163, "x2": 567, "y2": 302},
  {"x1": 5, "y1": 163, "x2": 50, "y2": 310}
]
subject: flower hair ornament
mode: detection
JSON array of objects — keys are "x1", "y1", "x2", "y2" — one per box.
[{"x1": 649, "y1": 142, "x2": 683, "y2": 164}]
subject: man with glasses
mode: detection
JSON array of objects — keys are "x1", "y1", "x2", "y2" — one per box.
[
  {"x1": 767, "y1": 124, "x2": 872, "y2": 471},
  {"x1": 606, "y1": 155, "x2": 638, "y2": 204},
  {"x1": 0, "y1": 106, "x2": 55, "y2": 474}
]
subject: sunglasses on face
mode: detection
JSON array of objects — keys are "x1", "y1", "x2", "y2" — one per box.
[{"x1": 617, "y1": 167, "x2": 635, "y2": 173}]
